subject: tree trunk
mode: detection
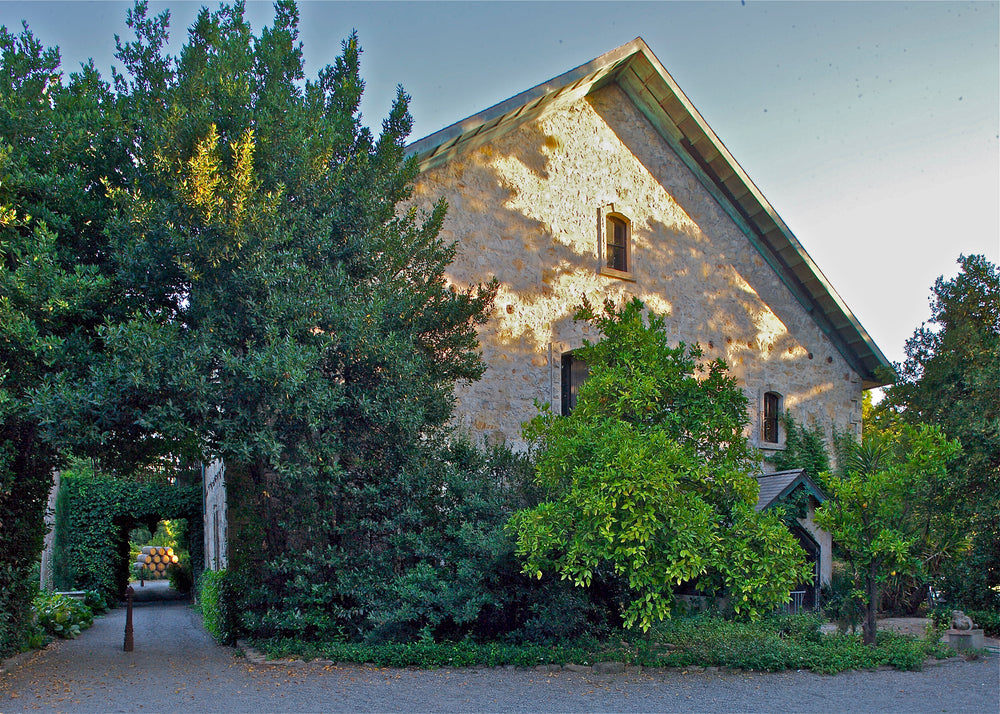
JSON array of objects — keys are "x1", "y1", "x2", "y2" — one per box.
[{"x1": 863, "y1": 565, "x2": 878, "y2": 646}]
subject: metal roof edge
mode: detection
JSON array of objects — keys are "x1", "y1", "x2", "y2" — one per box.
[
  {"x1": 406, "y1": 38, "x2": 648, "y2": 160},
  {"x1": 627, "y1": 44, "x2": 894, "y2": 387}
]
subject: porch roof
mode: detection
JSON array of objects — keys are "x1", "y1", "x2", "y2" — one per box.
[{"x1": 754, "y1": 469, "x2": 828, "y2": 512}]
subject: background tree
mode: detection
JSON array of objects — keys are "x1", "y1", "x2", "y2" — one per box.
[
  {"x1": 814, "y1": 424, "x2": 960, "y2": 645},
  {"x1": 36, "y1": 1, "x2": 497, "y2": 641},
  {"x1": 509, "y1": 298, "x2": 809, "y2": 631},
  {"x1": 882, "y1": 254, "x2": 999, "y2": 609},
  {"x1": 0, "y1": 24, "x2": 127, "y2": 659}
]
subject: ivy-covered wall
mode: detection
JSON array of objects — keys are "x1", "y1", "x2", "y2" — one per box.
[{"x1": 54, "y1": 472, "x2": 202, "y2": 601}]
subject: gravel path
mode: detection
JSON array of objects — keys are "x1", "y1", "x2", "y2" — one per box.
[{"x1": 3, "y1": 584, "x2": 997, "y2": 714}]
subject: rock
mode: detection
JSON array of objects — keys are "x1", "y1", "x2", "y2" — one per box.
[
  {"x1": 951, "y1": 610, "x2": 975, "y2": 631},
  {"x1": 594, "y1": 661, "x2": 625, "y2": 675},
  {"x1": 947, "y1": 629, "x2": 985, "y2": 651}
]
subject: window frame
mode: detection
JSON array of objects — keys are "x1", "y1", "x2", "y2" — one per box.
[
  {"x1": 762, "y1": 391, "x2": 782, "y2": 445},
  {"x1": 598, "y1": 205, "x2": 634, "y2": 281},
  {"x1": 560, "y1": 351, "x2": 590, "y2": 416}
]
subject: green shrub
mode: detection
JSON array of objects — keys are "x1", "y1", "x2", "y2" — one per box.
[
  {"x1": 170, "y1": 552, "x2": 193, "y2": 594},
  {"x1": 0, "y1": 564, "x2": 40, "y2": 658},
  {"x1": 83, "y1": 590, "x2": 108, "y2": 615},
  {"x1": 821, "y1": 570, "x2": 865, "y2": 633},
  {"x1": 232, "y1": 441, "x2": 619, "y2": 646},
  {"x1": 198, "y1": 569, "x2": 238, "y2": 644},
  {"x1": 33, "y1": 593, "x2": 94, "y2": 640},
  {"x1": 250, "y1": 612, "x2": 949, "y2": 674}
]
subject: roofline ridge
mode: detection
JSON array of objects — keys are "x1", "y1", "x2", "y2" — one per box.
[{"x1": 407, "y1": 37, "x2": 649, "y2": 157}]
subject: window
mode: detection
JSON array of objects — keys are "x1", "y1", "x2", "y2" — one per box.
[
  {"x1": 599, "y1": 207, "x2": 633, "y2": 279},
  {"x1": 762, "y1": 391, "x2": 781, "y2": 444},
  {"x1": 606, "y1": 215, "x2": 629, "y2": 272},
  {"x1": 561, "y1": 352, "x2": 590, "y2": 415}
]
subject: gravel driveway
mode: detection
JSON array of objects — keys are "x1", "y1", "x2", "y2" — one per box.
[{"x1": 3, "y1": 584, "x2": 997, "y2": 714}]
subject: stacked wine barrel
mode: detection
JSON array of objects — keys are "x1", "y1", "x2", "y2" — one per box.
[{"x1": 136, "y1": 546, "x2": 180, "y2": 574}]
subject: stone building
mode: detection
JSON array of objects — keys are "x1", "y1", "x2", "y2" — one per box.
[
  {"x1": 408, "y1": 37, "x2": 891, "y2": 460},
  {"x1": 202, "y1": 39, "x2": 891, "y2": 588},
  {"x1": 407, "y1": 38, "x2": 893, "y2": 589}
]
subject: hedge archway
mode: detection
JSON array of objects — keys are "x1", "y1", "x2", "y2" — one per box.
[{"x1": 53, "y1": 471, "x2": 202, "y2": 602}]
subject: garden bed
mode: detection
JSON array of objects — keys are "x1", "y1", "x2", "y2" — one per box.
[{"x1": 245, "y1": 613, "x2": 957, "y2": 675}]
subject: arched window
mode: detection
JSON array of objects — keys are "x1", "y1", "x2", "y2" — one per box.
[{"x1": 762, "y1": 391, "x2": 782, "y2": 444}]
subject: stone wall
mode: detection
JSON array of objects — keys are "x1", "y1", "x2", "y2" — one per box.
[
  {"x1": 203, "y1": 460, "x2": 228, "y2": 571},
  {"x1": 413, "y1": 83, "x2": 864, "y2": 462},
  {"x1": 38, "y1": 471, "x2": 60, "y2": 590},
  {"x1": 800, "y1": 502, "x2": 833, "y2": 586}
]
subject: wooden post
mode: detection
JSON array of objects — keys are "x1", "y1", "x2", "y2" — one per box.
[{"x1": 123, "y1": 585, "x2": 134, "y2": 652}]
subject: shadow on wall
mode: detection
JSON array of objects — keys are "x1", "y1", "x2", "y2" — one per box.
[{"x1": 414, "y1": 83, "x2": 856, "y2": 445}]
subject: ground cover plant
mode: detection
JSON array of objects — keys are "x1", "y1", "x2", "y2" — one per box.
[
  {"x1": 249, "y1": 612, "x2": 954, "y2": 674},
  {"x1": 31, "y1": 590, "x2": 105, "y2": 641}
]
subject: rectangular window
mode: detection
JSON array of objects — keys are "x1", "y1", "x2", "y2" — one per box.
[
  {"x1": 599, "y1": 206, "x2": 634, "y2": 280},
  {"x1": 606, "y1": 215, "x2": 628, "y2": 272},
  {"x1": 561, "y1": 353, "x2": 590, "y2": 415},
  {"x1": 762, "y1": 392, "x2": 780, "y2": 443}
]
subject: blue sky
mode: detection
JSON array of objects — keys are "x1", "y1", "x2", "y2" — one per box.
[{"x1": 4, "y1": 1, "x2": 998, "y2": 367}]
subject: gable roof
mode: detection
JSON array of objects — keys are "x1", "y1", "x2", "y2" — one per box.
[
  {"x1": 407, "y1": 38, "x2": 893, "y2": 389},
  {"x1": 754, "y1": 469, "x2": 828, "y2": 512}
]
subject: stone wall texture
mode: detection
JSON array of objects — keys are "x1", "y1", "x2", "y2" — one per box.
[
  {"x1": 203, "y1": 460, "x2": 228, "y2": 571},
  {"x1": 413, "y1": 84, "x2": 864, "y2": 465}
]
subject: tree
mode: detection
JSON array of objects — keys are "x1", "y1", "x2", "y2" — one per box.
[
  {"x1": 32, "y1": 1, "x2": 496, "y2": 640},
  {"x1": 508, "y1": 298, "x2": 809, "y2": 631},
  {"x1": 814, "y1": 424, "x2": 960, "y2": 645},
  {"x1": 768, "y1": 413, "x2": 831, "y2": 477},
  {"x1": 883, "y1": 255, "x2": 1000, "y2": 608},
  {"x1": 0, "y1": 23, "x2": 127, "y2": 659}
]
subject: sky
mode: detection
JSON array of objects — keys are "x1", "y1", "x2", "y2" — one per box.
[{"x1": 3, "y1": 0, "x2": 998, "y2": 368}]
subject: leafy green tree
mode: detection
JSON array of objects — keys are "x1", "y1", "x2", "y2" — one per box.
[
  {"x1": 509, "y1": 298, "x2": 809, "y2": 631},
  {"x1": 768, "y1": 413, "x2": 831, "y2": 477},
  {"x1": 0, "y1": 23, "x2": 127, "y2": 659},
  {"x1": 34, "y1": 1, "x2": 496, "y2": 640},
  {"x1": 814, "y1": 424, "x2": 960, "y2": 645},
  {"x1": 883, "y1": 255, "x2": 999, "y2": 608}
]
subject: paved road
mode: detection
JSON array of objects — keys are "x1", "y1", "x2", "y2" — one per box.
[{"x1": 2, "y1": 584, "x2": 997, "y2": 713}]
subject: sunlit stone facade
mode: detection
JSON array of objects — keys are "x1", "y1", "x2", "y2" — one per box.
[{"x1": 414, "y1": 84, "x2": 864, "y2": 464}]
